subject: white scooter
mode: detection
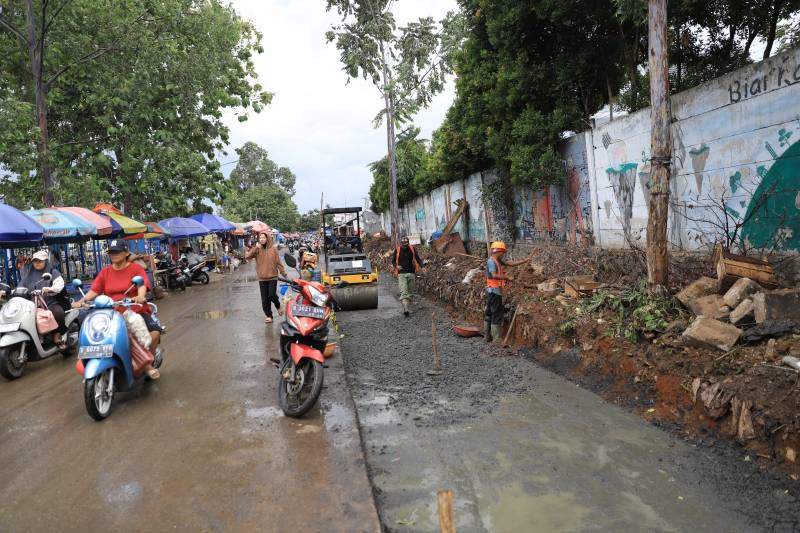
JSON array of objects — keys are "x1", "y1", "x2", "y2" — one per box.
[{"x1": 0, "y1": 274, "x2": 81, "y2": 380}]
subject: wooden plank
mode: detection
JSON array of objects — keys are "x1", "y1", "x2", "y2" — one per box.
[{"x1": 437, "y1": 490, "x2": 455, "y2": 533}]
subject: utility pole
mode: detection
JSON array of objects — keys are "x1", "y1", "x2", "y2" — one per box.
[{"x1": 646, "y1": 0, "x2": 671, "y2": 289}]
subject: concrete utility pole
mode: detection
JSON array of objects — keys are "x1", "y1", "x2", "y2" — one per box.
[{"x1": 646, "y1": 0, "x2": 672, "y2": 289}]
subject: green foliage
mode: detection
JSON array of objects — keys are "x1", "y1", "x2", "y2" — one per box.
[
  {"x1": 221, "y1": 142, "x2": 300, "y2": 230},
  {"x1": 297, "y1": 209, "x2": 322, "y2": 232},
  {"x1": 0, "y1": 0, "x2": 268, "y2": 218},
  {"x1": 586, "y1": 281, "x2": 684, "y2": 342},
  {"x1": 368, "y1": 127, "x2": 431, "y2": 213}
]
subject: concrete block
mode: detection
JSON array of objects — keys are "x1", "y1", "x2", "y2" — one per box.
[
  {"x1": 753, "y1": 289, "x2": 800, "y2": 324},
  {"x1": 722, "y1": 277, "x2": 762, "y2": 308},
  {"x1": 676, "y1": 276, "x2": 718, "y2": 307},
  {"x1": 729, "y1": 298, "x2": 754, "y2": 325},
  {"x1": 688, "y1": 294, "x2": 728, "y2": 319},
  {"x1": 682, "y1": 317, "x2": 742, "y2": 352}
]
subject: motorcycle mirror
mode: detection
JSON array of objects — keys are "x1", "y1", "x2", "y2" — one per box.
[
  {"x1": 71, "y1": 278, "x2": 83, "y2": 288},
  {"x1": 131, "y1": 275, "x2": 145, "y2": 287},
  {"x1": 42, "y1": 272, "x2": 52, "y2": 281},
  {"x1": 283, "y1": 253, "x2": 297, "y2": 269}
]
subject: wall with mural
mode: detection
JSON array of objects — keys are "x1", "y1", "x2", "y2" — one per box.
[{"x1": 591, "y1": 47, "x2": 800, "y2": 252}]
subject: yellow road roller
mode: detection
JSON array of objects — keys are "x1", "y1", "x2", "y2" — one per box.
[{"x1": 320, "y1": 207, "x2": 379, "y2": 310}]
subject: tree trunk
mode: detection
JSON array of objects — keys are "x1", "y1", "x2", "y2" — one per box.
[
  {"x1": 378, "y1": 39, "x2": 400, "y2": 247},
  {"x1": 762, "y1": 0, "x2": 785, "y2": 59},
  {"x1": 24, "y1": 0, "x2": 55, "y2": 206},
  {"x1": 646, "y1": 0, "x2": 671, "y2": 289}
]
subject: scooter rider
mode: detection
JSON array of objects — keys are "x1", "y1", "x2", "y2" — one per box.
[{"x1": 72, "y1": 240, "x2": 162, "y2": 379}]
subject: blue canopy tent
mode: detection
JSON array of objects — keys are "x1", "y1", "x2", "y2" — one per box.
[
  {"x1": 158, "y1": 217, "x2": 211, "y2": 239},
  {"x1": 0, "y1": 204, "x2": 45, "y2": 286},
  {"x1": 190, "y1": 213, "x2": 235, "y2": 233}
]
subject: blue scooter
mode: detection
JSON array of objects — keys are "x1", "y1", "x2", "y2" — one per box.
[{"x1": 73, "y1": 276, "x2": 164, "y2": 421}]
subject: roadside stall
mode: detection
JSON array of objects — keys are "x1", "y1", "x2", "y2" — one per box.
[
  {"x1": 24, "y1": 208, "x2": 97, "y2": 284},
  {"x1": 0, "y1": 204, "x2": 45, "y2": 286}
]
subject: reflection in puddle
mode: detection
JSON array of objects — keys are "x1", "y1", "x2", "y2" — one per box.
[
  {"x1": 245, "y1": 405, "x2": 283, "y2": 421},
  {"x1": 360, "y1": 393, "x2": 401, "y2": 426},
  {"x1": 105, "y1": 481, "x2": 142, "y2": 505}
]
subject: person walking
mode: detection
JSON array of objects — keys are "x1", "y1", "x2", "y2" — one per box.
[
  {"x1": 392, "y1": 236, "x2": 422, "y2": 317},
  {"x1": 246, "y1": 231, "x2": 286, "y2": 324},
  {"x1": 484, "y1": 241, "x2": 531, "y2": 344}
]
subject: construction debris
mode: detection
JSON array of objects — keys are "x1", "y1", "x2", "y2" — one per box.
[
  {"x1": 715, "y1": 247, "x2": 778, "y2": 292},
  {"x1": 742, "y1": 320, "x2": 797, "y2": 343},
  {"x1": 563, "y1": 275, "x2": 602, "y2": 298},
  {"x1": 729, "y1": 297, "x2": 755, "y2": 325},
  {"x1": 687, "y1": 294, "x2": 728, "y2": 319},
  {"x1": 682, "y1": 317, "x2": 742, "y2": 352},
  {"x1": 722, "y1": 277, "x2": 762, "y2": 308},
  {"x1": 676, "y1": 276, "x2": 718, "y2": 307},
  {"x1": 753, "y1": 288, "x2": 800, "y2": 323}
]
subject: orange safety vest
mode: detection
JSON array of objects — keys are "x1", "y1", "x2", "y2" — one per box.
[
  {"x1": 394, "y1": 245, "x2": 421, "y2": 274},
  {"x1": 486, "y1": 257, "x2": 505, "y2": 289}
]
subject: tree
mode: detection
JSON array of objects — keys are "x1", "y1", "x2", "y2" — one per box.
[
  {"x1": 222, "y1": 184, "x2": 299, "y2": 231},
  {"x1": 325, "y1": 0, "x2": 464, "y2": 243},
  {"x1": 297, "y1": 209, "x2": 322, "y2": 232},
  {"x1": 0, "y1": 0, "x2": 269, "y2": 217},
  {"x1": 222, "y1": 142, "x2": 300, "y2": 230},
  {"x1": 229, "y1": 141, "x2": 296, "y2": 195},
  {"x1": 368, "y1": 127, "x2": 430, "y2": 213}
]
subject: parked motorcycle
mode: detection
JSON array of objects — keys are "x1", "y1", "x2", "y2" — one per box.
[
  {"x1": 155, "y1": 255, "x2": 188, "y2": 292},
  {"x1": 179, "y1": 255, "x2": 210, "y2": 285},
  {"x1": 73, "y1": 276, "x2": 164, "y2": 420},
  {"x1": 276, "y1": 253, "x2": 339, "y2": 417},
  {"x1": 0, "y1": 274, "x2": 80, "y2": 380}
]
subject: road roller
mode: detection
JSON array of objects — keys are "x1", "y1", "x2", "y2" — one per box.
[{"x1": 320, "y1": 207, "x2": 379, "y2": 310}]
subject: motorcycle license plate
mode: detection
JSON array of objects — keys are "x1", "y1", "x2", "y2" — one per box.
[
  {"x1": 293, "y1": 304, "x2": 325, "y2": 319},
  {"x1": 0, "y1": 323, "x2": 20, "y2": 333},
  {"x1": 78, "y1": 344, "x2": 113, "y2": 359}
]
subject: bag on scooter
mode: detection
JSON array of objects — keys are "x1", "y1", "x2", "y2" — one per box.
[
  {"x1": 129, "y1": 335, "x2": 154, "y2": 377},
  {"x1": 123, "y1": 309, "x2": 152, "y2": 349},
  {"x1": 34, "y1": 296, "x2": 58, "y2": 335}
]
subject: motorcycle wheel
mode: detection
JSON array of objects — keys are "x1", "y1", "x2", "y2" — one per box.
[
  {"x1": 63, "y1": 322, "x2": 80, "y2": 357},
  {"x1": 0, "y1": 345, "x2": 25, "y2": 380},
  {"x1": 197, "y1": 272, "x2": 210, "y2": 285},
  {"x1": 84, "y1": 368, "x2": 115, "y2": 421},
  {"x1": 278, "y1": 358, "x2": 324, "y2": 418}
]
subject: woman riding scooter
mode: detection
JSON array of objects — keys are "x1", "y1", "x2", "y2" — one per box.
[
  {"x1": 7, "y1": 250, "x2": 70, "y2": 349},
  {"x1": 72, "y1": 240, "x2": 162, "y2": 379}
]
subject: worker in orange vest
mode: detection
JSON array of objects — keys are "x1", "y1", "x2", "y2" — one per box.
[
  {"x1": 392, "y1": 235, "x2": 423, "y2": 317},
  {"x1": 485, "y1": 241, "x2": 531, "y2": 343}
]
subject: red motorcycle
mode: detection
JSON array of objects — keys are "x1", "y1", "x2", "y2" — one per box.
[{"x1": 277, "y1": 254, "x2": 338, "y2": 417}]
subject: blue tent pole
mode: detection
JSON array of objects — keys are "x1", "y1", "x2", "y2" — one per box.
[
  {"x1": 2, "y1": 249, "x2": 10, "y2": 286},
  {"x1": 79, "y1": 243, "x2": 87, "y2": 277}
]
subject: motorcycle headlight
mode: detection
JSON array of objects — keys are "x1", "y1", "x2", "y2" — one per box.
[
  {"x1": 87, "y1": 313, "x2": 111, "y2": 343},
  {"x1": 2, "y1": 299, "x2": 22, "y2": 320},
  {"x1": 307, "y1": 285, "x2": 329, "y2": 307}
]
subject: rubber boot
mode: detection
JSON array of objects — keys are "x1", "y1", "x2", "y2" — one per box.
[
  {"x1": 490, "y1": 325, "x2": 502, "y2": 345},
  {"x1": 484, "y1": 321, "x2": 493, "y2": 343}
]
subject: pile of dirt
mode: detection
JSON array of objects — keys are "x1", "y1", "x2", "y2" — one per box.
[{"x1": 367, "y1": 240, "x2": 800, "y2": 474}]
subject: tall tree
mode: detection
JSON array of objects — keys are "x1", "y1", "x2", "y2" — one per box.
[
  {"x1": 229, "y1": 142, "x2": 296, "y2": 195},
  {"x1": 325, "y1": 0, "x2": 463, "y2": 243}
]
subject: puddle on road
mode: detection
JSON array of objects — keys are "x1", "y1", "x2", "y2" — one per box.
[
  {"x1": 359, "y1": 393, "x2": 402, "y2": 426},
  {"x1": 104, "y1": 481, "x2": 142, "y2": 505},
  {"x1": 188, "y1": 310, "x2": 231, "y2": 320},
  {"x1": 484, "y1": 484, "x2": 590, "y2": 532},
  {"x1": 232, "y1": 277, "x2": 255, "y2": 284},
  {"x1": 245, "y1": 405, "x2": 283, "y2": 422}
]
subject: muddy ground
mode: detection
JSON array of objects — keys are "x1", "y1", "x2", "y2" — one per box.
[{"x1": 339, "y1": 272, "x2": 800, "y2": 532}]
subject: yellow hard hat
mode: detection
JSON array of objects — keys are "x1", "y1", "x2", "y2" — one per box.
[{"x1": 490, "y1": 241, "x2": 507, "y2": 252}]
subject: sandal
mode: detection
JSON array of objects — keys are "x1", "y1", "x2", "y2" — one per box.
[{"x1": 146, "y1": 368, "x2": 160, "y2": 379}]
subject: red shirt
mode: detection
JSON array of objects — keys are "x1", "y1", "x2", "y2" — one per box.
[{"x1": 91, "y1": 263, "x2": 150, "y2": 304}]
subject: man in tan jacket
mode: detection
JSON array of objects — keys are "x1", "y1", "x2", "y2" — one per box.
[{"x1": 245, "y1": 231, "x2": 287, "y2": 323}]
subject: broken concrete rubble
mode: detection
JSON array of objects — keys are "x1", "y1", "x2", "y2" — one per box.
[
  {"x1": 753, "y1": 289, "x2": 800, "y2": 324},
  {"x1": 682, "y1": 317, "x2": 742, "y2": 352},
  {"x1": 687, "y1": 294, "x2": 728, "y2": 319},
  {"x1": 676, "y1": 276, "x2": 718, "y2": 307},
  {"x1": 722, "y1": 277, "x2": 762, "y2": 308},
  {"x1": 729, "y1": 298, "x2": 755, "y2": 325}
]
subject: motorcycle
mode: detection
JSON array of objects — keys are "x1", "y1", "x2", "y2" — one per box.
[
  {"x1": 73, "y1": 276, "x2": 164, "y2": 420},
  {"x1": 276, "y1": 253, "x2": 340, "y2": 418},
  {"x1": 155, "y1": 255, "x2": 188, "y2": 292},
  {"x1": 0, "y1": 274, "x2": 80, "y2": 380},
  {"x1": 179, "y1": 255, "x2": 210, "y2": 286}
]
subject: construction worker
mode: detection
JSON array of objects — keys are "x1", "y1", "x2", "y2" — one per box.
[
  {"x1": 485, "y1": 241, "x2": 531, "y2": 343},
  {"x1": 392, "y1": 236, "x2": 422, "y2": 317}
]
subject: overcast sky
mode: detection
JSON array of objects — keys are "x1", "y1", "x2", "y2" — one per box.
[{"x1": 222, "y1": 0, "x2": 459, "y2": 213}]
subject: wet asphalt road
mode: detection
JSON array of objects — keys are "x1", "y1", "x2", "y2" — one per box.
[{"x1": 0, "y1": 265, "x2": 380, "y2": 533}]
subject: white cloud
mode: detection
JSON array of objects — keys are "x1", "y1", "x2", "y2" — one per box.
[{"x1": 222, "y1": 0, "x2": 458, "y2": 213}]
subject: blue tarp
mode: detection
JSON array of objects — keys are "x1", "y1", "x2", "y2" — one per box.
[
  {"x1": 0, "y1": 203, "x2": 44, "y2": 245},
  {"x1": 158, "y1": 217, "x2": 210, "y2": 238},
  {"x1": 190, "y1": 213, "x2": 236, "y2": 233}
]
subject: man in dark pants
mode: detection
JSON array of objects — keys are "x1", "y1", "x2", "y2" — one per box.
[
  {"x1": 392, "y1": 236, "x2": 422, "y2": 317},
  {"x1": 485, "y1": 241, "x2": 531, "y2": 344}
]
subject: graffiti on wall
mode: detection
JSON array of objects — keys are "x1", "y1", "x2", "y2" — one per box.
[{"x1": 728, "y1": 54, "x2": 800, "y2": 104}]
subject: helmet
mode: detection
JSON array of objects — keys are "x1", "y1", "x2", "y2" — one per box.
[{"x1": 490, "y1": 241, "x2": 507, "y2": 252}]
